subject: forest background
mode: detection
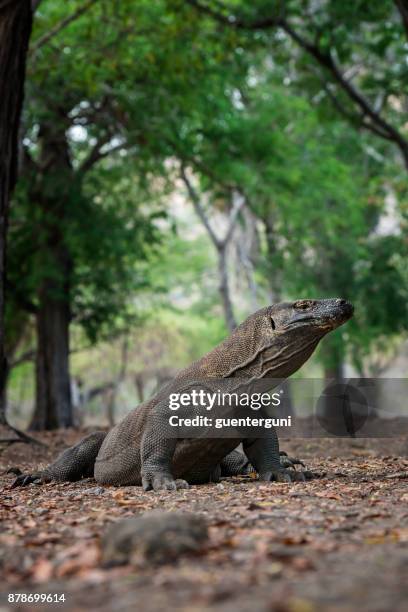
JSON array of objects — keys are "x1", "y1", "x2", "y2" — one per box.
[{"x1": 2, "y1": 0, "x2": 408, "y2": 432}]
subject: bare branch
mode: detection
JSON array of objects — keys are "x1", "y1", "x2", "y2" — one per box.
[
  {"x1": 10, "y1": 341, "x2": 95, "y2": 371},
  {"x1": 186, "y1": 1, "x2": 408, "y2": 168},
  {"x1": 322, "y1": 82, "x2": 392, "y2": 140},
  {"x1": 360, "y1": 119, "x2": 397, "y2": 141},
  {"x1": 181, "y1": 164, "x2": 242, "y2": 331},
  {"x1": 185, "y1": 0, "x2": 283, "y2": 29},
  {"x1": 77, "y1": 137, "x2": 126, "y2": 176},
  {"x1": 87, "y1": 381, "x2": 115, "y2": 401},
  {"x1": 30, "y1": 0, "x2": 98, "y2": 56},
  {"x1": 0, "y1": 424, "x2": 47, "y2": 447},
  {"x1": 179, "y1": 150, "x2": 238, "y2": 191},
  {"x1": 9, "y1": 349, "x2": 35, "y2": 369},
  {"x1": 322, "y1": 82, "x2": 360, "y2": 122},
  {"x1": 224, "y1": 191, "x2": 246, "y2": 244},
  {"x1": 180, "y1": 165, "x2": 221, "y2": 248},
  {"x1": 279, "y1": 20, "x2": 408, "y2": 167},
  {"x1": 180, "y1": 165, "x2": 245, "y2": 248}
]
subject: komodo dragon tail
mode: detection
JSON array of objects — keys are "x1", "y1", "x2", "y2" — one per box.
[{"x1": 11, "y1": 431, "x2": 107, "y2": 488}]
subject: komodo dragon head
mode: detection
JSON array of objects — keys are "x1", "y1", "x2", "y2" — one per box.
[
  {"x1": 201, "y1": 298, "x2": 353, "y2": 380},
  {"x1": 269, "y1": 298, "x2": 353, "y2": 334}
]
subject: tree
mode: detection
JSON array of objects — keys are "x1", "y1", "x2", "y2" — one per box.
[
  {"x1": 0, "y1": 0, "x2": 32, "y2": 434},
  {"x1": 8, "y1": 0, "x2": 247, "y2": 428},
  {"x1": 186, "y1": 0, "x2": 408, "y2": 169},
  {"x1": 180, "y1": 167, "x2": 245, "y2": 332},
  {"x1": 10, "y1": 151, "x2": 161, "y2": 429}
]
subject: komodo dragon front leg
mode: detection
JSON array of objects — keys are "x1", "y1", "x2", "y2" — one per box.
[
  {"x1": 140, "y1": 406, "x2": 189, "y2": 492},
  {"x1": 243, "y1": 430, "x2": 308, "y2": 483},
  {"x1": 141, "y1": 437, "x2": 189, "y2": 492}
]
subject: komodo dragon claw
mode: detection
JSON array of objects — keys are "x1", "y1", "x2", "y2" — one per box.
[
  {"x1": 278, "y1": 462, "x2": 319, "y2": 481},
  {"x1": 279, "y1": 451, "x2": 306, "y2": 470},
  {"x1": 272, "y1": 452, "x2": 318, "y2": 481},
  {"x1": 261, "y1": 468, "x2": 307, "y2": 483},
  {"x1": 11, "y1": 472, "x2": 46, "y2": 488},
  {"x1": 142, "y1": 474, "x2": 189, "y2": 492}
]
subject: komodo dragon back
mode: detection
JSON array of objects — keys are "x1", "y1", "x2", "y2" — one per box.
[{"x1": 12, "y1": 298, "x2": 353, "y2": 489}]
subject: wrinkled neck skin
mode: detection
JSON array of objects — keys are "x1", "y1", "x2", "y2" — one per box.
[
  {"x1": 223, "y1": 317, "x2": 328, "y2": 383},
  {"x1": 228, "y1": 322, "x2": 326, "y2": 381}
]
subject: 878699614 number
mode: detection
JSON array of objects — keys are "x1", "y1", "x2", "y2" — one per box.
[{"x1": 8, "y1": 594, "x2": 66, "y2": 603}]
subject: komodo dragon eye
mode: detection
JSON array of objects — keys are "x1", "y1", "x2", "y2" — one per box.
[{"x1": 294, "y1": 300, "x2": 314, "y2": 310}]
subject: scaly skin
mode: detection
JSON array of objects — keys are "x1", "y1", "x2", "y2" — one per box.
[{"x1": 12, "y1": 298, "x2": 353, "y2": 491}]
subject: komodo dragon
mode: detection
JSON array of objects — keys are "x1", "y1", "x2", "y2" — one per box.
[{"x1": 12, "y1": 298, "x2": 353, "y2": 491}]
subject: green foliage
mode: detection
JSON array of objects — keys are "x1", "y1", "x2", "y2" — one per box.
[
  {"x1": 10, "y1": 0, "x2": 247, "y2": 346},
  {"x1": 70, "y1": 169, "x2": 164, "y2": 342},
  {"x1": 172, "y1": 69, "x2": 407, "y2": 369},
  {"x1": 355, "y1": 235, "x2": 408, "y2": 336},
  {"x1": 9, "y1": 165, "x2": 162, "y2": 342}
]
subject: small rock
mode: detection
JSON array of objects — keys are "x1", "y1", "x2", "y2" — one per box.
[{"x1": 102, "y1": 511, "x2": 208, "y2": 567}]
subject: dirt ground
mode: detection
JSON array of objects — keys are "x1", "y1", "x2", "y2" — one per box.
[{"x1": 1, "y1": 431, "x2": 407, "y2": 612}]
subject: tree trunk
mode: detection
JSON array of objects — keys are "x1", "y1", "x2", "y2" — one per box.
[
  {"x1": 28, "y1": 120, "x2": 75, "y2": 430},
  {"x1": 0, "y1": 360, "x2": 10, "y2": 421},
  {"x1": 0, "y1": 315, "x2": 28, "y2": 422},
  {"x1": 217, "y1": 245, "x2": 237, "y2": 333},
  {"x1": 105, "y1": 338, "x2": 128, "y2": 427},
  {"x1": 236, "y1": 206, "x2": 260, "y2": 312},
  {"x1": 180, "y1": 171, "x2": 241, "y2": 334},
  {"x1": 264, "y1": 215, "x2": 281, "y2": 303},
  {"x1": 30, "y1": 288, "x2": 72, "y2": 430},
  {"x1": 0, "y1": 0, "x2": 32, "y2": 426},
  {"x1": 134, "y1": 374, "x2": 145, "y2": 403}
]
